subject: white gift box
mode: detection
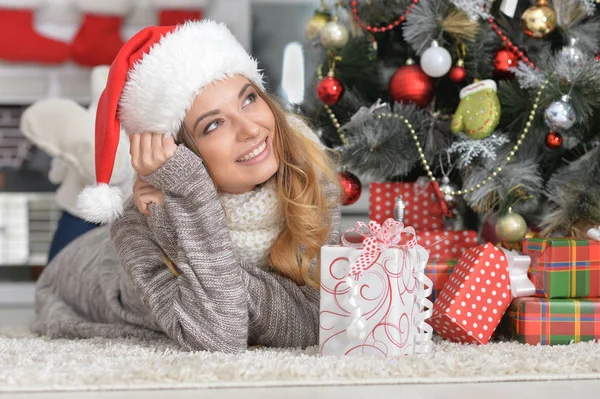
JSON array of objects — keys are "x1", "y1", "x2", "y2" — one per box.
[{"x1": 319, "y1": 219, "x2": 433, "y2": 357}]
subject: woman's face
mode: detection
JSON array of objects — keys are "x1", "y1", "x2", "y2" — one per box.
[{"x1": 183, "y1": 75, "x2": 279, "y2": 194}]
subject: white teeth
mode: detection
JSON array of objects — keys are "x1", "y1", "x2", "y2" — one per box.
[{"x1": 238, "y1": 140, "x2": 267, "y2": 162}]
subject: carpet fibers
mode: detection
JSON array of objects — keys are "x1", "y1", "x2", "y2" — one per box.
[{"x1": 1, "y1": 327, "x2": 599, "y2": 392}]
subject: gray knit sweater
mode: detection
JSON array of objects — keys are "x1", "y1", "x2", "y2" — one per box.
[{"x1": 31, "y1": 145, "x2": 341, "y2": 353}]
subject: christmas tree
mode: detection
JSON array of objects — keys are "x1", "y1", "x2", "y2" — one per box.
[{"x1": 302, "y1": 0, "x2": 600, "y2": 245}]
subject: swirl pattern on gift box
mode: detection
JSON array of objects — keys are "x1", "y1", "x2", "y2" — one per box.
[{"x1": 319, "y1": 218, "x2": 434, "y2": 356}]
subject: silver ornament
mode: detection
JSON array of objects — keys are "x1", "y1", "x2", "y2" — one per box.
[
  {"x1": 439, "y1": 176, "x2": 459, "y2": 209},
  {"x1": 495, "y1": 211, "x2": 527, "y2": 243},
  {"x1": 319, "y1": 21, "x2": 349, "y2": 49},
  {"x1": 393, "y1": 195, "x2": 406, "y2": 222},
  {"x1": 544, "y1": 94, "x2": 576, "y2": 131},
  {"x1": 559, "y1": 37, "x2": 584, "y2": 66}
]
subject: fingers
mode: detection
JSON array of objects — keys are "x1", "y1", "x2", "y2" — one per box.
[
  {"x1": 135, "y1": 190, "x2": 162, "y2": 216},
  {"x1": 140, "y1": 133, "x2": 153, "y2": 167},
  {"x1": 163, "y1": 135, "x2": 178, "y2": 157},
  {"x1": 129, "y1": 134, "x2": 140, "y2": 169},
  {"x1": 152, "y1": 132, "x2": 163, "y2": 153},
  {"x1": 129, "y1": 133, "x2": 177, "y2": 175}
]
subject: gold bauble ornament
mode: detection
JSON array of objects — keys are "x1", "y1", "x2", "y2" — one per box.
[
  {"x1": 319, "y1": 21, "x2": 350, "y2": 49},
  {"x1": 521, "y1": 0, "x2": 557, "y2": 39},
  {"x1": 305, "y1": 10, "x2": 331, "y2": 41},
  {"x1": 495, "y1": 210, "x2": 528, "y2": 243}
]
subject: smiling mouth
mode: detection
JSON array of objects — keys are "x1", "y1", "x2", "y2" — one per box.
[{"x1": 236, "y1": 138, "x2": 268, "y2": 162}]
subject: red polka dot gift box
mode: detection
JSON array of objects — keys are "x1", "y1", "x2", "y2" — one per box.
[
  {"x1": 416, "y1": 230, "x2": 479, "y2": 261},
  {"x1": 369, "y1": 182, "x2": 445, "y2": 230},
  {"x1": 430, "y1": 243, "x2": 536, "y2": 344}
]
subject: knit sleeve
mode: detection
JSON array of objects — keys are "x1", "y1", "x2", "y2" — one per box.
[
  {"x1": 110, "y1": 145, "x2": 248, "y2": 353},
  {"x1": 112, "y1": 144, "x2": 341, "y2": 351}
]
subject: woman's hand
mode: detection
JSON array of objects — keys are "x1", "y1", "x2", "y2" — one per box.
[
  {"x1": 133, "y1": 175, "x2": 164, "y2": 216},
  {"x1": 129, "y1": 133, "x2": 177, "y2": 176}
]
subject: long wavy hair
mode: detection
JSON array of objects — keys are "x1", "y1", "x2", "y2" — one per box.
[{"x1": 177, "y1": 82, "x2": 341, "y2": 287}]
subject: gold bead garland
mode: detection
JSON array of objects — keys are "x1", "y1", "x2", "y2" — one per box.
[
  {"x1": 373, "y1": 79, "x2": 549, "y2": 197},
  {"x1": 318, "y1": 64, "x2": 347, "y2": 145}
]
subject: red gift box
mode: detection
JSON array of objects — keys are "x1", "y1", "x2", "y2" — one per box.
[
  {"x1": 417, "y1": 230, "x2": 479, "y2": 261},
  {"x1": 370, "y1": 182, "x2": 444, "y2": 230},
  {"x1": 429, "y1": 243, "x2": 534, "y2": 344}
]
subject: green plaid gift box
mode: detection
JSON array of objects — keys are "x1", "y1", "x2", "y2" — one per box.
[
  {"x1": 502, "y1": 297, "x2": 600, "y2": 345},
  {"x1": 425, "y1": 260, "x2": 457, "y2": 302},
  {"x1": 523, "y1": 238, "x2": 600, "y2": 298}
]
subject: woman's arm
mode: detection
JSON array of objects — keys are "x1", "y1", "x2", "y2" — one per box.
[
  {"x1": 115, "y1": 144, "x2": 341, "y2": 351},
  {"x1": 111, "y1": 144, "x2": 248, "y2": 353}
]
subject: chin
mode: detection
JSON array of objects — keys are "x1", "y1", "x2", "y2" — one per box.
[{"x1": 253, "y1": 162, "x2": 278, "y2": 186}]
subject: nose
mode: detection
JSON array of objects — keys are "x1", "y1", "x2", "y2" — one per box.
[{"x1": 234, "y1": 114, "x2": 261, "y2": 141}]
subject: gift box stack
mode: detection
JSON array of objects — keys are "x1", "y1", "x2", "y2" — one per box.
[
  {"x1": 370, "y1": 182, "x2": 479, "y2": 301},
  {"x1": 501, "y1": 238, "x2": 600, "y2": 345},
  {"x1": 427, "y1": 237, "x2": 600, "y2": 346},
  {"x1": 428, "y1": 243, "x2": 535, "y2": 344}
]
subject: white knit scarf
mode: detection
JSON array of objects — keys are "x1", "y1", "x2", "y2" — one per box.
[{"x1": 218, "y1": 179, "x2": 284, "y2": 270}]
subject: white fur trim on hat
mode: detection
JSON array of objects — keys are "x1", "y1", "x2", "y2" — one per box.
[
  {"x1": 150, "y1": 0, "x2": 211, "y2": 9},
  {"x1": 0, "y1": 0, "x2": 43, "y2": 8},
  {"x1": 459, "y1": 79, "x2": 497, "y2": 99},
  {"x1": 75, "y1": 0, "x2": 133, "y2": 15},
  {"x1": 77, "y1": 184, "x2": 124, "y2": 224},
  {"x1": 119, "y1": 20, "x2": 265, "y2": 138}
]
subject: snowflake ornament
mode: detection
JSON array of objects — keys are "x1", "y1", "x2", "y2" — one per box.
[
  {"x1": 447, "y1": 133, "x2": 509, "y2": 168},
  {"x1": 450, "y1": 0, "x2": 493, "y2": 20},
  {"x1": 510, "y1": 61, "x2": 546, "y2": 89}
]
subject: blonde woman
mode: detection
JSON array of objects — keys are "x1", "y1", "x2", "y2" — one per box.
[{"x1": 32, "y1": 20, "x2": 341, "y2": 353}]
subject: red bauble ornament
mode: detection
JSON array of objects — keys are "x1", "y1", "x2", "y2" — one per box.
[
  {"x1": 388, "y1": 63, "x2": 434, "y2": 108},
  {"x1": 339, "y1": 171, "x2": 362, "y2": 206},
  {"x1": 494, "y1": 49, "x2": 518, "y2": 79},
  {"x1": 449, "y1": 65, "x2": 467, "y2": 83},
  {"x1": 317, "y1": 76, "x2": 344, "y2": 105},
  {"x1": 546, "y1": 131, "x2": 563, "y2": 149}
]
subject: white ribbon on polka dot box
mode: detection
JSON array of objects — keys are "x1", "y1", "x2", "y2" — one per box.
[
  {"x1": 369, "y1": 182, "x2": 445, "y2": 230},
  {"x1": 319, "y1": 219, "x2": 434, "y2": 357},
  {"x1": 429, "y1": 243, "x2": 536, "y2": 344}
]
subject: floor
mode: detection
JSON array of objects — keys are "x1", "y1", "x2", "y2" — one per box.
[
  {"x1": 2, "y1": 307, "x2": 600, "y2": 398},
  {"x1": 2, "y1": 380, "x2": 600, "y2": 399}
]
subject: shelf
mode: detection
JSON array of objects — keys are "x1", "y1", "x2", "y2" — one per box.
[{"x1": 0, "y1": 281, "x2": 35, "y2": 307}]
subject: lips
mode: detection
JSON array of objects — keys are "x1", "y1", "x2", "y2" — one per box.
[{"x1": 236, "y1": 138, "x2": 267, "y2": 162}]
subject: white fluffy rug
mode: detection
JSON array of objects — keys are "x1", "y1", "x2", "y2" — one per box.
[{"x1": 1, "y1": 327, "x2": 599, "y2": 393}]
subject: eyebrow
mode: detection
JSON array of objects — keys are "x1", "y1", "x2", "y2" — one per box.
[
  {"x1": 192, "y1": 109, "x2": 220, "y2": 134},
  {"x1": 191, "y1": 83, "x2": 253, "y2": 133}
]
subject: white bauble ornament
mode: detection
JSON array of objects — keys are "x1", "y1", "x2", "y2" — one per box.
[{"x1": 420, "y1": 40, "x2": 452, "y2": 78}]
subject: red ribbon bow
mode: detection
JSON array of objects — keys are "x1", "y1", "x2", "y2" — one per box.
[{"x1": 341, "y1": 218, "x2": 417, "y2": 276}]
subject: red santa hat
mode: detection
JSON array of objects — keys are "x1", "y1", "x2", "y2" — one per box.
[{"x1": 77, "y1": 20, "x2": 265, "y2": 224}]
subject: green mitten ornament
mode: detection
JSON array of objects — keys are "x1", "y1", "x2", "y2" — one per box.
[{"x1": 451, "y1": 79, "x2": 501, "y2": 140}]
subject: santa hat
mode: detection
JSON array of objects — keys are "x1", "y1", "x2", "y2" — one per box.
[{"x1": 77, "y1": 20, "x2": 265, "y2": 224}]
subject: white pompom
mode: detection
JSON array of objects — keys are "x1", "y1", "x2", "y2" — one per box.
[{"x1": 76, "y1": 184, "x2": 124, "y2": 224}]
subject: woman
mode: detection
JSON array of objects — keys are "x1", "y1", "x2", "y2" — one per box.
[{"x1": 31, "y1": 20, "x2": 341, "y2": 353}]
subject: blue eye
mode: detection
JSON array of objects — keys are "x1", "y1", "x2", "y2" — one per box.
[
  {"x1": 204, "y1": 120, "x2": 223, "y2": 134},
  {"x1": 244, "y1": 92, "x2": 256, "y2": 106}
]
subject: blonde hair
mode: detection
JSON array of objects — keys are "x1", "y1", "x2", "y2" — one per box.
[{"x1": 177, "y1": 83, "x2": 341, "y2": 287}]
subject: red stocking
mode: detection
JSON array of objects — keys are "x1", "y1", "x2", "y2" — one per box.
[
  {"x1": 151, "y1": 1, "x2": 208, "y2": 26},
  {"x1": 0, "y1": 1, "x2": 70, "y2": 64},
  {"x1": 71, "y1": 0, "x2": 132, "y2": 67},
  {"x1": 158, "y1": 9, "x2": 204, "y2": 26}
]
